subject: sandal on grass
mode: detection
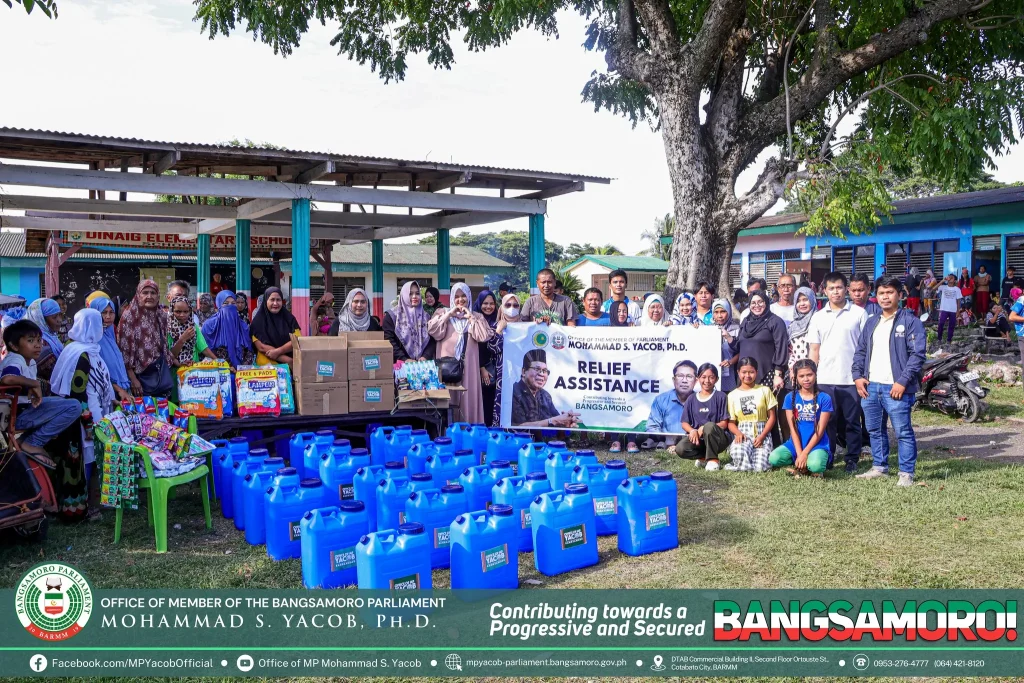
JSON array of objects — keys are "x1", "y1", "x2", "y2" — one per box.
[
  {"x1": 609, "y1": 442, "x2": 622, "y2": 453},
  {"x1": 21, "y1": 448, "x2": 56, "y2": 470},
  {"x1": 627, "y1": 442, "x2": 640, "y2": 454}
]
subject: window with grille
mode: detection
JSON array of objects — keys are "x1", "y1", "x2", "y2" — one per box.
[
  {"x1": 885, "y1": 243, "x2": 908, "y2": 276},
  {"x1": 833, "y1": 247, "x2": 854, "y2": 277},
  {"x1": 812, "y1": 246, "x2": 831, "y2": 261},
  {"x1": 783, "y1": 249, "x2": 802, "y2": 260},
  {"x1": 974, "y1": 235, "x2": 1001, "y2": 251},
  {"x1": 729, "y1": 254, "x2": 742, "y2": 291},
  {"x1": 311, "y1": 276, "x2": 367, "y2": 305},
  {"x1": 631, "y1": 273, "x2": 656, "y2": 291},
  {"x1": 397, "y1": 277, "x2": 432, "y2": 291},
  {"x1": 934, "y1": 240, "x2": 960, "y2": 254},
  {"x1": 854, "y1": 245, "x2": 875, "y2": 276},
  {"x1": 766, "y1": 261, "x2": 784, "y2": 285},
  {"x1": 1006, "y1": 235, "x2": 1024, "y2": 271},
  {"x1": 748, "y1": 262, "x2": 766, "y2": 282},
  {"x1": 908, "y1": 242, "x2": 933, "y2": 274}
]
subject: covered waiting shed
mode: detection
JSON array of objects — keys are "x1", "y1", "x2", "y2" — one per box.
[{"x1": 0, "y1": 128, "x2": 609, "y2": 331}]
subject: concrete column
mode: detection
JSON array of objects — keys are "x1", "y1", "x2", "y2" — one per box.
[
  {"x1": 436, "y1": 228, "x2": 451, "y2": 305},
  {"x1": 372, "y1": 239, "x2": 385, "y2": 319},
  {"x1": 291, "y1": 199, "x2": 311, "y2": 334},
  {"x1": 235, "y1": 219, "x2": 251, "y2": 314},
  {"x1": 528, "y1": 213, "x2": 546, "y2": 293},
  {"x1": 196, "y1": 234, "x2": 211, "y2": 297}
]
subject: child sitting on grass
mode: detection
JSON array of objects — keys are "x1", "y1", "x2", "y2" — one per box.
[
  {"x1": 725, "y1": 357, "x2": 777, "y2": 472},
  {"x1": 768, "y1": 358, "x2": 833, "y2": 476},
  {"x1": 0, "y1": 320, "x2": 82, "y2": 469}
]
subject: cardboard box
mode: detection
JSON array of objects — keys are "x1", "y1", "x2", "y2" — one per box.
[
  {"x1": 291, "y1": 334, "x2": 348, "y2": 383},
  {"x1": 296, "y1": 381, "x2": 349, "y2": 416},
  {"x1": 346, "y1": 334, "x2": 394, "y2": 381},
  {"x1": 397, "y1": 388, "x2": 450, "y2": 412},
  {"x1": 350, "y1": 379, "x2": 396, "y2": 413}
]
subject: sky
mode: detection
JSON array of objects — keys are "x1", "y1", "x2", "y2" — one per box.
[{"x1": 2, "y1": 1, "x2": 1023, "y2": 255}]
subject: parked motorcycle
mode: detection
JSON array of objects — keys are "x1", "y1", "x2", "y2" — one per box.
[{"x1": 916, "y1": 352, "x2": 988, "y2": 422}]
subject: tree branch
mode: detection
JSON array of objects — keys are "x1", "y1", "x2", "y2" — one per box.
[
  {"x1": 607, "y1": 0, "x2": 652, "y2": 83},
  {"x1": 817, "y1": 73, "x2": 944, "y2": 157},
  {"x1": 631, "y1": 0, "x2": 679, "y2": 59},
  {"x1": 741, "y1": 0, "x2": 982, "y2": 167},
  {"x1": 784, "y1": 4, "x2": 815, "y2": 159},
  {"x1": 688, "y1": 0, "x2": 750, "y2": 82}
]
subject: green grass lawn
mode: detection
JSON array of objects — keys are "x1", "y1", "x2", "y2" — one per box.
[
  {"x1": 3, "y1": 444, "x2": 1022, "y2": 591},
  {"x1": 3, "y1": 437, "x2": 1022, "y2": 683}
]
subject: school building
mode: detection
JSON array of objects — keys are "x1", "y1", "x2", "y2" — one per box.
[{"x1": 666, "y1": 186, "x2": 1024, "y2": 290}]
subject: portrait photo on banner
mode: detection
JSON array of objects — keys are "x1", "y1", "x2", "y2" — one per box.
[{"x1": 500, "y1": 323, "x2": 722, "y2": 434}]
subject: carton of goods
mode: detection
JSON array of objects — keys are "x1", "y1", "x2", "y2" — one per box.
[
  {"x1": 343, "y1": 332, "x2": 394, "y2": 381},
  {"x1": 177, "y1": 365, "x2": 224, "y2": 419},
  {"x1": 235, "y1": 368, "x2": 282, "y2": 417},
  {"x1": 350, "y1": 380, "x2": 396, "y2": 413},
  {"x1": 291, "y1": 334, "x2": 348, "y2": 384},
  {"x1": 295, "y1": 381, "x2": 349, "y2": 416}
]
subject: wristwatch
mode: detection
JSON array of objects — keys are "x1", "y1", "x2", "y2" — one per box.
[{"x1": 547, "y1": 418, "x2": 554, "y2": 427}]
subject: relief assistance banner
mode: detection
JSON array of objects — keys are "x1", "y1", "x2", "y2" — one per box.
[{"x1": 499, "y1": 323, "x2": 721, "y2": 433}]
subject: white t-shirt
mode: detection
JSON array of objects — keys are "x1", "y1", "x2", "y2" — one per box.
[
  {"x1": 936, "y1": 285, "x2": 963, "y2": 313},
  {"x1": 0, "y1": 352, "x2": 38, "y2": 404},
  {"x1": 868, "y1": 314, "x2": 896, "y2": 385},
  {"x1": 771, "y1": 302, "x2": 796, "y2": 326},
  {"x1": 806, "y1": 302, "x2": 867, "y2": 385}
]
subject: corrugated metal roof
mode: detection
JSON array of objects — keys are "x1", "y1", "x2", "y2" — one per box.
[
  {"x1": 0, "y1": 230, "x2": 508, "y2": 267},
  {"x1": 324, "y1": 243, "x2": 510, "y2": 267},
  {"x1": 745, "y1": 185, "x2": 1024, "y2": 231},
  {"x1": 562, "y1": 254, "x2": 669, "y2": 273},
  {"x1": 0, "y1": 127, "x2": 611, "y2": 185}
]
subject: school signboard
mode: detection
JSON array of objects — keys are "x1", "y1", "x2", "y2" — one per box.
[{"x1": 499, "y1": 323, "x2": 722, "y2": 433}]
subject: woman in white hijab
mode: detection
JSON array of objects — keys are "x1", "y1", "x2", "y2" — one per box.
[
  {"x1": 427, "y1": 282, "x2": 494, "y2": 423},
  {"x1": 331, "y1": 288, "x2": 383, "y2": 334},
  {"x1": 641, "y1": 294, "x2": 670, "y2": 326},
  {"x1": 50, "y1": 308, "x2": 115, "y2": 515},
  {"x1": 486, "y1": 293, "x2": 522, "y2": 426}
]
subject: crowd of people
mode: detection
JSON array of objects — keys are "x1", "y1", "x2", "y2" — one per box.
[{"x1": 0, "y1": 261, "x2": 979, "y2": 529}]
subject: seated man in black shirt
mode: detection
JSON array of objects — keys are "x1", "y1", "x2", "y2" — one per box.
[
  {"x1": 510, "y1": 349, "x2": 579, "y2": 428},
  {"x1": 984, "y1": 304, "x2": 1011, "y2": 339}
]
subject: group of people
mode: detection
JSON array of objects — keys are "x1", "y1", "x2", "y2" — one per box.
[{"x1": 507, "y1": 268, "x2": 925, "y2": 486}]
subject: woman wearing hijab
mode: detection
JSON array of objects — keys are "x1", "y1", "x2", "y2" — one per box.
[
  {"x1": 196, "y1": 293, "x2": 216, "y2": 326},
  {"x1": 201, "y1": 290, "x2": 255, "y2": 367},
  {"x1": 428, "y1": 282, "x2": 494, "y2": 424},
  {"x1": 473, "y1": 290, "x2": 500, "y2": 423},
  {"x1": 786, "y1": 286, "x2": 818, "y2": 379},
  {"x1": 487, "y1": 293, "x2": 521, "y2": 427},
  {"x1": 330, "y1": 288, "x2": 383, "y2": 334},
  {"x1": 250, "y1": 287, "x2": 301, "y2": 365},
  {"x1": 670, "y1": 293, "x2": 699, "y2": 325},
  {"x1": 383, "y1": 281, "x2": 435, "y2": 361},
  {"x1": 88, "y1": 295, "x2": 132, "y2": 402},
  {"x1": 731, "y1": 291, "x2": 789, "y2": 391},
  {"x1": 921, "y1": 269, "x2": 938, "y2": 315},
  {"x1": 25, "y1": 297, "x2": 65, "y2": 389},
  {"x1": 235, "y1": 293, "x2": 250, "y2": 322},
  {"x1": 713, "y1": 299, "x2": 740, "y2": 392},
  {"x1": 118, "y1": 280, "x2": 174, "y2": 397},
  {"x1": 51, "y1": 308, "x2": 115, "y2": 521},
  {"x1": 53, "y1": 294, "x2": 70, "y2": 344},
  {"x1": 168, "y1": 296, "x2": 217, "y2": 367},
  {"x1": 641, "y1": 294, "x2": 669, "y2": 326},
  {"x1": 423, "y1": 287, "x2": 445, "y2": 317}
]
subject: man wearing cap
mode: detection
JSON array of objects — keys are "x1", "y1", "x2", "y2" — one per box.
[{"x1": 497, "y1": 282, "x2": 516, "y2": 300}]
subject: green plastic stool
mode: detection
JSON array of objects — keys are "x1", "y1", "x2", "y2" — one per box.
[{"x1": 103, "y1": 441, "x2": 213, "y2": 553}]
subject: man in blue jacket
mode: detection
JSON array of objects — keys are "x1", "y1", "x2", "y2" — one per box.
[{"x1": 851, "y1": 274, "x2": 927, "y2": 486}]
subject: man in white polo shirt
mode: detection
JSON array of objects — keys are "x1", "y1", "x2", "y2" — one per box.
[{"x1": 807, "y1": 271, "x2": 868, "y2": 473}]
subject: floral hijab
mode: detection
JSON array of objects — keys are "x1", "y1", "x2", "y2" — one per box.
[
  {"x1": 670, "y1": 292, "x2": 698, "y2": 326},
  {"x1": 117, "y1": 280, "x2": 169, "y2": 373},
  {"x1": 196, "y1": 293, "x2": 216, "y2": 325},
  {"x1": 788, "y1": 286, "x2": 818, "y2": 339},
  {"x1": 167, "y1": 296, "x2": 198, "y2": 364},
  {"x1": 389, "y1": 281, "x2": 431, "y2": 359}
]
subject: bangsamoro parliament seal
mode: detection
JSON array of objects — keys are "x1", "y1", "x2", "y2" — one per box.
[{"x1": 15, "y1": 563, "x2": 93, "y2": 640}]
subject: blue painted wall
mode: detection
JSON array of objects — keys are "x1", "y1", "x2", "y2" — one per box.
[{"x1": 1, "y1": 267, "x2": 41, "y2": 300}]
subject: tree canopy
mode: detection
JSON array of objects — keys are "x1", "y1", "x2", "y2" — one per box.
[
  {"x1": 195, "y1": 0, "x2": 1024, "y2": 295},
  {"x1": 4, "y1": 0, "x2": 56, "y2": 17}
]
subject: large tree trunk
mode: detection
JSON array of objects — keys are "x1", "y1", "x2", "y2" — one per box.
[{"x1": 660, "y1": 97, "x2": 737, "y2": 305}]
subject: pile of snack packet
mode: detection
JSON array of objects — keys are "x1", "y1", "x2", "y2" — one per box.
[
  {"x1": 101, "y1": 441, "x2": 139, "y2": 510},
  {"x1": 176, "y1": 360, "x2": 294, "y2": 419},
  {"x1": 395, "y1": 359, "x2": 444, "y2": 392},
  {"x1": 95, "y1": 402, "x2": 218, "y2": 491}
]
